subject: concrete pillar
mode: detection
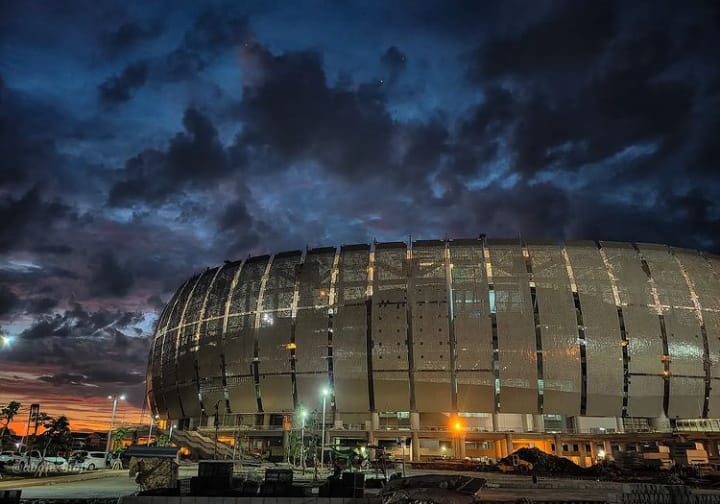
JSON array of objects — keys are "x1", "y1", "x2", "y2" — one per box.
[
  {"x1": 263, "y1": 413, "x2": 271, "y2": 428},
  {"x1": 410, "y1": 412, "x2": 420, "y2": 430},
  {"x1": 367, "y1": 431, "x2": 376, "y2": 460},
  {"x1": 371, "y1": 412, "x2": 380, "y2": 430},
  {"x1": 553, "y1": 434, "x2": 562, "y2": 456},
  {"x1": 650, "y1": 416, "x2": 670, "y2": 432},
  {"x1": 615, "y1": 417, "x2": 624, "y2": 433},
  {"x1": 495, "y1": 440, "x2": 503, "y2": 460},
  {"x1": 492, "y1": 414, "x2": 501, "y2": 432},
  {"x1": 334, "y1": 418, "x2": 343, "y2": 429},
  {"x1": 578, "y1": 442, "x2": 587, "y2": 468},
  {"x1": 411, "y1": 432, "x2": 420, "y2": 461},
  {"x1": 532, "y1": 414, "x2": 545, "y2": 433},
  {"x1": 458, "y1": 435, "x2": 466, "y2": 459},
  {"x1": 521, "y1": 414, "x2": 530, "y2": 432},
  {"x1": 505, "y1": 433, "x2": 513, "y2": 456}
]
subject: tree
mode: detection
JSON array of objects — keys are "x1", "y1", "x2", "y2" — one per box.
[
  {"x1": 0, "y1": 401, "x2": 21, "y2": 446},
  {"x1": 39, "y1": 415, "x2": 71, "y2": 458},
  {"x1": 112, "y1": 427, "x2": 128, "y2": 452}
]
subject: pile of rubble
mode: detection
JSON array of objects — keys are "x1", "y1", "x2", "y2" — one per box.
[
  {"x1": 500, "y1": 448, "x2": 591, "y2": 476},
  {"x1": 128, "y1": 456, "x2": 178, "y2": 491}
]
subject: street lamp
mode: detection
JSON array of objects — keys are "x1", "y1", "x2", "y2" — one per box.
[
  {"x1": 320, "y1": 387, "x2": 330, "y2": 469},
  {"x1": 105, "y1": 394, "x2": 126, "y2": 454}
]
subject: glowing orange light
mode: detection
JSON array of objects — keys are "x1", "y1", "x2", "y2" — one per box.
[
  {"x1": 286, "y1": 342, "x2": 297, "y2": 350},
  {"x1": 451, "y1": 418, "x2": 464, "y2": 432}
]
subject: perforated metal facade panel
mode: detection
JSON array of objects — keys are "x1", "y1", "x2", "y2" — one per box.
[
  {"x1": 564, "y1": 243, "x2": 624, "y2": 416},
  {"x1": 450, "y1": 241, "x2": 494, "y2": 413},
  {"x1": 527, "y1": 243, "x2": 581, "y2": 415},
  {"x1": 372, "y1": 244, "x2": 411, "y2": 411},
  {"x1": 225, "y1": 257, "x2": 268, "y2": 413},
  {"x1": 487, "y1": 241, "x2": 538, "y2": 413},
  {"x1": 149, "y1": 239, "x2": 720, "y2": 423},
  {"x1": 601, "y1": 242, "x2": 665, "y2": 417},
  {"x1": 333, "y1": 247, "x2": 370, "y2": 413}
]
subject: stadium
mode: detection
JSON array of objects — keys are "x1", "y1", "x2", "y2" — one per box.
[{"x1": 147, "y1": 238, "x2": 720, "y2": 464}]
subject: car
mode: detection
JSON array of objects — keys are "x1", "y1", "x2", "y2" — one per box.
[
  {"x1": 0, "y1": 451, "x2": 19, "y2": 466},
  {"x1": 16, "y1": 450, "x2": 67, "y2": 471},
  {"x1": 79, "y1": 451, "x2": 107, "y2": 470}
]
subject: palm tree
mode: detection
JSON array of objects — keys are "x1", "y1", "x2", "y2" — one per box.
[{"x1": 0, "y1": 401, "x2": 21, "y2": 446}]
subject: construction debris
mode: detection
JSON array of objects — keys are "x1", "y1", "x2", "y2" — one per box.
[
  {"x1": 128, "y1": 456, "x2": 178, "y2": 491},
  {"x1": 381, "y1": 475, "x2": 486, "y2": 504},
  {"x1": 499, "y1": 448, "x2": 589, "y2": 476}
]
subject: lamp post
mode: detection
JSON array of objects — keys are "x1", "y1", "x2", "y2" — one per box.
[
  {"x1": 148, "y1": 414, "x2": 159, "y2": 446},
  {"x1": 320, "y1": 387, "x2": 329, "y2": 469},
  {"x1": 299, "y1": 409, "x2": 307, "y2": 473},
  {"x1": 105, "y1": 394, "x2": 126, "y2": 454},
  {"x1": 213, "y1": 400, "x2": 222, "y2": 459}
]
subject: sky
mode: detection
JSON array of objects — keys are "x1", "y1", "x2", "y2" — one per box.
[{"x1": 1, "y1": 0, "x2": 719, "y2": 433}]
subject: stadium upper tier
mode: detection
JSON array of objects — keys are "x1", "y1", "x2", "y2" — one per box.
[{"x1": 147, "y1": 239, "x2": 720, "y2": 422}]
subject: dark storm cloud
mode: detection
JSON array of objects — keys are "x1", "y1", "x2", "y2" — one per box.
[
  {"x1": 90, "y1": 250, "x2": 135, "y2": 298},
  {"x1": 0, "y1": 285, "x2": 20, "y2": 317},
  {"x1": 458, "y1": 0, "x2": 719, "y2": 185},
  {"x1": 163, "y1": 9, "x2": 250, "y2": 80},
  {"x1": 101, "y1": 20, "x2": 163, "y2": 55},
  {"x1": 235, "y1": 42, "x2": 448, "y2": 189},
  {"x1": 0, "y1": 187, "x2": 74, "y2": 253},
  {"x1": 381, "y1": 46, "x2": 407, "y2": 83},
  {"x1": 109, "y1": 107, "x2": 231, "y2": 205},
  {"x1": 98, "y1": 61, "x2": 149, "y2": 105},
  {"x1": 38, "y1": 373, "x2": 87, "y2": 386},
  {"x1": 19, "y1": 303, "x2": 144, "y2": 341},
  {"x1": 469, "y1": 0, "x2": 617, "y2": 80},
  {"x1": 25, "y1": 297, "x2": 59, "y2": 315}
]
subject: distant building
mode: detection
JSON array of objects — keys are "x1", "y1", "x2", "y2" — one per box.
[
  {"x1": 146, "y1": 239, "x2": 720, "y2": 464},
  {"x1": 70, "y1": 432, "x2": 106, "y2": 451}
]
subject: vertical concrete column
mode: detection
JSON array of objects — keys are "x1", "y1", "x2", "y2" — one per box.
[
  {"x1": 521, "y1": 414, "x2": 530, "y2": 432},
  {"x1": 410, "y1": 412, "x2": 420, "y2": 430},
  {"x1": 458, "y1": 435, "x2": 466, "y2": 459},
  {"x1": 578, "y1": 441, "x2": 587, "y2": 468},
  {"x1": 615, "y1": 417, "x2": 625, "y2": 433},
  {"x1": 333, "y1": 415, "x2": 343, "y2": 429},
  {"x1": 263, "y1": 413, "x2": 271, "y2": 428},
  {"x1": 553, "y1": 434, "x2": 562, "y2": 456},
  {"x1": 411, "y1": 432, "x2": 420, "y2": 461},
  {"x1": 505, "y1": 433, "x2": 513, "y2": 456},
  {"x1": 532, "y1": 414, "x2": 544, "y2": 433},
  {"x1": 495, "y1": 440, "x2": 503, "y2": 460},
  {"x1": 492, "y1": 414, "x2": 500, "y2": 432},
  {"x1": 372, "y1": 412, "x2": 380, "y2": 430}
]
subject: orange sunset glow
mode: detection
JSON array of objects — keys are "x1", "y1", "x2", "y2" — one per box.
[{"x1": 1, "y1": 362, "x2": 146, "y2": 434}]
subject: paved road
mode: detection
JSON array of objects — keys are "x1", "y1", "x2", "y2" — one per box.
[{"x1": 15, "y1": 473, "x2": 137, "y2": 499}]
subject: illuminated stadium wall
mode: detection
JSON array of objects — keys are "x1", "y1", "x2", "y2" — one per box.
[{"x1": 147, "y1": 239, "x2": 720, "y2": 427}]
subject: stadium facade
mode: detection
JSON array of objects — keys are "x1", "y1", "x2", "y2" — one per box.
[{"x1": 147, "y1": 239, "x2": 720, "y2": 463}]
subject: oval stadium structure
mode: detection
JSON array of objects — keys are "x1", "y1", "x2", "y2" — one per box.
[{"x1": 147, "y1": 239, "x2": 720, "y2": 461}]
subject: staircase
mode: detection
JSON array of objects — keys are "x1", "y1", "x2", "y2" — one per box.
[{"x1": 171, "y1": 429, "x2": 235, "y2": 460}]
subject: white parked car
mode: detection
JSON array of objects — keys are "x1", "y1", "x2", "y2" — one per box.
[
  {"x1": 79, "y1": 451, "x2": 107, "y2": 470},
  {"x1": 16, "y1": 450, "x2": 67, "y2": 471},
  {"x1": 0, "y1": 451, "x2": 19, "y2": 465}
]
